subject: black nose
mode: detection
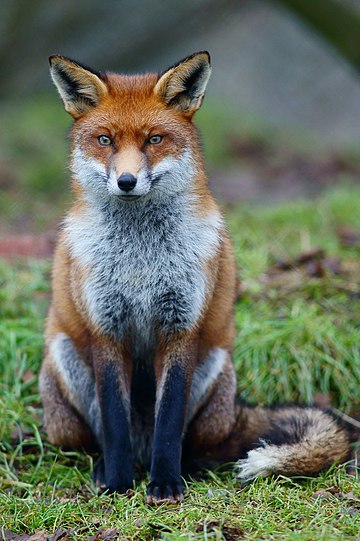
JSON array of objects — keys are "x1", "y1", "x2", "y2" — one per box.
[{"x1": 117, "y1": 173, "x2": 137, "y2": 192}]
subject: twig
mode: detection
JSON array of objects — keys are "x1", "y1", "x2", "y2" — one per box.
[{"x1": 330, "y1": 407, "x2": 360, "y2": 430}]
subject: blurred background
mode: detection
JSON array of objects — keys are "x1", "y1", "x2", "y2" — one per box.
[{"x1": 1, "y1": 0, "x2": 360, "y2": 236}]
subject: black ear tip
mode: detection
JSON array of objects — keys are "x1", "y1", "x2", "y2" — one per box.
[
  {"x1": 49, "y1": 54, "x2": 63, "y2": 66},
  {"x1": 194, "y1": 51, "x2": 211, "y2": 65}
]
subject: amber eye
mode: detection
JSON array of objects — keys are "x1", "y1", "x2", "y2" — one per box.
[
  {"x1": 148, "y1": 134, "x2": 163, "y2": 145},
  {"x1": 98, "y1": 135, "x2": 112, "y2": 146}
]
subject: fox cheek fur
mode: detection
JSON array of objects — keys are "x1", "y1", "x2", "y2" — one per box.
[{"x1": 40, "y1": 51, "x2": 354, "y2": 505}]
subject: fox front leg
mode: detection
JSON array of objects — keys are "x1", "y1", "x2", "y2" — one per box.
[
  {"x1": 147, "y1": 344, "x2": 195, "y2": 504},
  {"x1": 94, "y1": 348, "x2": 133, "y2": 493}
]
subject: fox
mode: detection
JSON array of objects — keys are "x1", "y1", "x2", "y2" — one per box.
[{"x1": 40, "y1": 51, "x2": 353, "y2": 504}]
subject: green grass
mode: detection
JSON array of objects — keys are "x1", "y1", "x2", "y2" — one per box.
[
  {"x1": 229, "y1": 188, "x2": 360, "y2": 410},
  {"x1": 0, "y1": 96, "x2": 71, "y2": 233},
  {"x1": 1, "y1": 187, "x2": 360, "y2": 539}
]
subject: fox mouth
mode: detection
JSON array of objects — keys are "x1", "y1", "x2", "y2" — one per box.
[
  {"x1": 113, "y1": 172, "x2": 169, "y2": 201},
  {"x1": 118, "y1": 194, "x2": 141, "y2": 201}
]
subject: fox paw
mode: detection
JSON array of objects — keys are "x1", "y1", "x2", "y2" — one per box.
[
  {"x1": 146, "y1": 481, "x2": 184, "y2": 504},
  {"x1": 92, "y1": 457, "x2": 133, "y2": 494}
]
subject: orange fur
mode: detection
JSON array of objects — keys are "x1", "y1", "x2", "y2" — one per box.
[{"x1": 40, "y1": 53, "x2": 353, "y2": 503}]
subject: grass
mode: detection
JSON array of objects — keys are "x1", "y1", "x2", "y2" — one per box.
[
  {"x1": 0, "y1": 96, "x2": 71, "y2": 233},
  {"x1": 1, "y1": 187, "x2": 360, "y2": 539},
  {"x1": 230, "y1": 188, "x2": 360, "y2": 410}
]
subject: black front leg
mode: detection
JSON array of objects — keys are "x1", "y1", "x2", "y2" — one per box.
[
  {"x1": 96, "y1": 360, "x2": 134, "y2": 493},
  {"x1": 147, "y1": 362, "x2": 188, "y2": 504}
]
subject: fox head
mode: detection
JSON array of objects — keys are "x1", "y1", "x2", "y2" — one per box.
[{"x1": 49, "y1": 52, "x2": 211, "y2": 202}]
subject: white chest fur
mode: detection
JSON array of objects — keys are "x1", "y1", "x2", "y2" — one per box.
[{"x1": 65, "y1": 195, "x2": 222, "y2": 342}]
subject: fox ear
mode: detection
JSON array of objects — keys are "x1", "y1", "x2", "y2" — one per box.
[
  {"x1": 154, "y1": 51, "x2": 211, "y2": 116},
  {"x1": 49, "y1": 55, "x2": 108, "y2": 119}
]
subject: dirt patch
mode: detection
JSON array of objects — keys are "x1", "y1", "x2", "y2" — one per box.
[{"x1": 0, "y1": 233, "x2": 57, "y2": 259}]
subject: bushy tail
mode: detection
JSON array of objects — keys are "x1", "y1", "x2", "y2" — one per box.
[{"x1": 234, "y1": 405, "x2": 352, "y2": 481}]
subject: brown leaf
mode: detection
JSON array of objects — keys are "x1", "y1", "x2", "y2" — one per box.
[
  {"x1": 337, "y1": 491, "x2": 360, "y2": 502},
  {"x1": 1, "y1": 531, "x2": 30, "y2": 541},
  {"x1": 87, "y1": 529, "x2": 119, "y2": 541},
  {"x1": 25, "y1": 532, "x2": 47, "y2": 541},
  {"x1": 1, "y1": 531, "x2": 73, "y2": 541},
  {"x1": 339, "y1": 506, "x2": 358, "y2": 516},
  {"x1": 312, "y1": 487, "x2": 360, "y2": 505},
  {"x1": 346, "y1": 465, "x2": 359, "y2": 477},
  {"x1": 10, "y1": 427, "x2": 34, "y2": 443},
  {"x1": 2, "y1": 531, "x2": 48, "y2": 541},
  {"x1": 311, "y1": 486, "x2": 338, "y2": 499},
  {"x1": 273, "y1": 248, "x2": 325, "y2": 271},
  {"x1": 323, "y1": 257, "x2": 342, "y2": 275},
  {"x1": 228, "y1": 135, "x2": 270, "y2": 161},
  {"x1": 337, "y1": 226, "x2": 360, "y2": 248},
  {"x1": 21, "y1": 370, "x2": 35, "y2": 383},
  {"x1": 222, "y1": 524, "x2": 245, "y2": 541},
  {"x1": 306, "y1": 260, "x2": 326, "y2": 278},
  {"x1": 49, "y1": 531, "x2": 71, "y2": 541},
  {"x1": 312, "y1": 392, "x2": 332, "y2": 409},
  {"x1": 311, "y1": 489, "x2": 333, "y2": 499},
  {"x1": 195, "y1": 520, "x2": 245, "y2": 540}
]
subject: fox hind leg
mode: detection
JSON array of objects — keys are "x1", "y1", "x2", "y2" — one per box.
[
  {"x1": 40, "y1": 363, "x2": 95, "y2": 449},
  {"x1": 40, "y1": 332, "x2": 102, "y2": 450},
  {"x1": 186, "y1": 349, "x2": 237, "y2": 450}
]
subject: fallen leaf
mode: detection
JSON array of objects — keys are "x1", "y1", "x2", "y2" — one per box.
[
  {"x1": 323, "y1": 257, "x2": 342, "y2": 275},
  {"x1": 311, "y1": 489, "x2": 333, "y2": 499},
  {"x1": 337, "y1": 226, "x2": 360, "y2": 248},
  {"x1": 1, "y1": 530, "x2": 28, "y2": 541},
  {"x1": 273, "y1": 248, "x2": 325, "y2": 271},
  {"x1": 31, "y1": 532, "x2": 53, "y2": 541},
  {"x1": 222, "y1": 524, "x2": 245, "y2": 541},
  {"x1": 346, "y1": 465, "x2": 359, "y2": 477},
  {"x1": 337, "y1": 490, "x2": 360, "y2": 502},
  {"x1": 311, "y1": 486, "x2": 338, "y2": 499},
  {"x1": 21, "y1": 370, "x2": 35, "y2": 383},
  {"x1": 313, "y1": 392, "x2": 332, "y2": 409},
  {"x1": 195, "y1": 520, "x2": 245, "y2": 540},
  {"x1": 339, "y1": 506, "x2": 358, "y2": 516},
  {"x1": 312, "y1": 486, "x2": 360, "y2": 506},
  {"x1": 49, "y1": 532, "x2": 71, "y2": 541},
  {"x1": 306, "y1": 260, "x2": 326, "y2": 278},
  {"x1": 87, "y1": 529, "x2": 118, "y2": 541}
]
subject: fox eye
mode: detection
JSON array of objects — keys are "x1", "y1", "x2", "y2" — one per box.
[
  {"x1": 148, "y1": 134, "x2": 163, "y2": 145},
  {"x1": 98, "y1": 135, "x2": 112, "y2": 146}
]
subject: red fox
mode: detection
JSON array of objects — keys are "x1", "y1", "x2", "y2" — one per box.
[{"x1": 40, "y1": 51, "x2": 353, "y2": 504}]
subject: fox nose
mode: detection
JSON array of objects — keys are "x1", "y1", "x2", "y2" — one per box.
[{"x1": 117, "y1": 173, "x2": 137, "y2": 192}]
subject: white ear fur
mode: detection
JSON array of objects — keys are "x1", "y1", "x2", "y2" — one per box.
[
  {"x1": 49, "y1": 55, "x2": 108, "y2": 118},
  {"x1": 154, "y1": 51, "x2": 211, "y2": 116}
]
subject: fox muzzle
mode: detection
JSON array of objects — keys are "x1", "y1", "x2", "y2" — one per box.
[{"x1": 117, "y1": 173, "x2": 137, "y2": 193}]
